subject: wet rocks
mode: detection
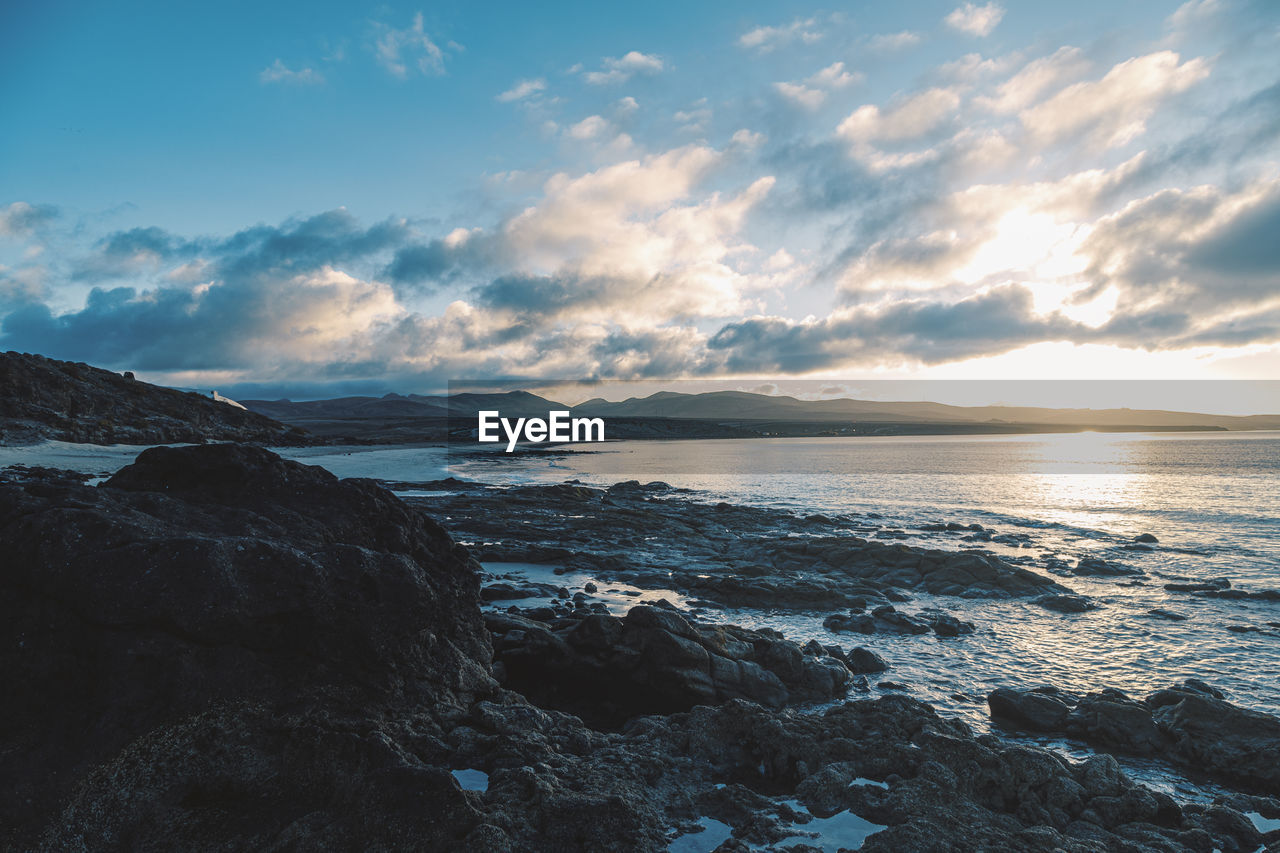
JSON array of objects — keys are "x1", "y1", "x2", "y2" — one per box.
[
  {"x1": 4, "y1": 445, "x2": 1277, "y2": 852},
  {"x1": 1072, "y1": 557, "x2": 1142, "y2": 576},
  {"x1": 844, "y1": 646, "x2": 891, "y2": 674},
  {"x1": 989, "y1": 680, "x2": 1280, "y2": 792},
  {"x1": 1134, "y1": 533, "x2": 1160, "y2": 544},
  {"x1": 480, "y1": 581, "x2": 564, "y2": 601},
  {"x1": 1033, "y1": 593, "x2": 1097, "y2": 613},
  {"x1": 1165, "y1": 578, "x2": 1232, "y2": 592},
  {"x1": 1146, "y1": 608, "x2": 1188, "y2": 621},
  {"x1": 486, "y1": 604, "x2": 853, "y2": 728},
  {"x1": 823, "y1": 605, "x2": 975, "y2": 637},
  {"x1": 423, "y1": 482, "x2": 1071, "y2": 610}
]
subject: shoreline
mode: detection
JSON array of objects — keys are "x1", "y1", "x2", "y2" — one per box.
[{"x1": 2, "y1": 443, "x2": 1279, "y2": 850}]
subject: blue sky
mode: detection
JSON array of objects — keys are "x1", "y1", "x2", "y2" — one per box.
[{"x1": 2, "y1": 0, "x2": 1278, "y2": 397}]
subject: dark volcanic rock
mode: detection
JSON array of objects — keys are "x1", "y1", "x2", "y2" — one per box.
[
  {"x1": 0, "y1": 445, "x2": 493, "y2": 848},
  {"x1": 487, "y1": 605, "x2": 852, "y2": 727},
  {"x1": 823, "y1": 606, "x2": 975, "y2": 637},
  {"x1": 989, "y1": 680, "x2": 1280, "y2": 792},
  {"x1": 0, "y1": 350, "x2": 311, "y2": 445},
  {"x1": 2, "y1": 447, "x2": 1274, "y2": 852},
  {"x1": 1033, "y1": 593, "x2": 1098, "y2": 613},
  {"x1": 988, "y1": 686, "x2": 1077, "y2": 731},
  {"x1": 422, "y1": 482, "x2": 1070, "y2": 610},
  {"x1": 844, "y1": 646, "x2": 891, "y2": 674}
]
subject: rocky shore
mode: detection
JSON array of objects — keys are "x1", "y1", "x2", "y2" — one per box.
[
  {"x1": 3, "y1": 446, "x2": 1279, "y2": 851},
  {"x1": 430, "y1": 479, "x2": 1072, "y2": 614}
]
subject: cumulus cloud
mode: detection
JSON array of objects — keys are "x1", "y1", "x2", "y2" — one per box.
[
  {"x1": 1020, "y1": 51, "x2": 1210, "y2": 150},
  {"x1": 497, "y1": 77, "x2": 546, "y2": 102},
  {"x1": 2, "y1": 266, "x2": 402, "y2": 372},
  {"x1": 374, "y1": 12, "x2": 450, "y2": 77},
  {"x1": 0, "y1": 202, "x2": 58, "y2": 238},
  {"x1": 259, "y1": 60, "x2": 324, "y2": 85},
  {"x1": 775, "y1": 62, "x2": 863, "y2": 109},
  {"x1": 945, "y1": 3, "x2": 1005, "y2": 37},
  {"x1": 581, "y1": 52, "x2": 664, "y2": 85},
  {"x1": 838, "y1": 88, "x2": 962, "y2": 143},
  {"x1": 975, "y1": 47, "x2": 1089, "y2": 113},
  {"x1": 709, "y1": 285, "x2": 1080, "y2": 372},
  {"x1": 738, "y1": 18, "x2": 822, "y2": 52}
]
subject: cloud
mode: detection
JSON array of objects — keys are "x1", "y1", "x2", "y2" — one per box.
[
  {"x1": 0, "y1": 265, "x2": 48, "y2": 311},
  {"x1": 868, "y1": 31, "x2": 922, "y2": 52},
  {"x1": 71, "y1": 209, "x2": 411, "y2": 285},
  {"x1": 945, "y1": 3, "x2": 1005, "y2": 37},
  {"x1": 568, "y1": 115, "x2": 611, "y2": 140},
  {"x1": 582, "y1": 51, "x2": 664, "y2": 85},
  {"x1": 1167, "y1": 0, "x2": 1222, "y2": 32},
  {"x1": 838, "y1": 88, "x2": 961, "y2": 143},
  {"x1": 259, "y1": 60, "x2": 324, "y2": 85},
  {"x1": 709, "y1": 285, "x2": 1080, "y2": 371},
  {"x1": 0, "y1": 202, "x2": 59, "y2": 238},
  {"x1": 738, "y1": 18, "x2": 822, "y2": 52},
  {"x1": 374, "y1": 12, "x2": 450, "y2": 77},
  {"x1": 775, "y1": 62, "x2": 863, "y2": 109},
  {"x1": 1020, "y1": 51, "x2": 1210, "y2": 150},
  {"x1": 2, "y1": 266, "x2": 402, "y2": 372},
  {"x1": 497, "y1": 77, "x2": 546, "y2": 102},
  {"x1": 975, "y1": 47, "x2": 1089, "y2": 113}
]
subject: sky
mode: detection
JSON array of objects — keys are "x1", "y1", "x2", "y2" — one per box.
[{"x1": 2, "y1": 0, "x2": 1279, "y2": 401}]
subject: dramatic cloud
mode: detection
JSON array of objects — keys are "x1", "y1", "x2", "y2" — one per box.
[
  {"x1": 374, "y1": 12, "x2": 450, "y2": 77},
  {"x1": 259, "y1": 60, "x2": 324, "y2": 85},
  {"x1": 944, "y1": 3, "x2": 1005, "y2": 37},
  {"x1": 7, "y1": 2, "x2": 1278, "y2": 387},
  {"x1": 582, "y1": 52, "x2": 664, "y2": 85},
  {"x1": 709, "y1": 285, "x2": 1079, "y2": 372}
]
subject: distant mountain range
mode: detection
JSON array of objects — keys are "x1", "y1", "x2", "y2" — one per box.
[{"x1": 240, "y1": 388, "x2": 1280, "y2": 435}]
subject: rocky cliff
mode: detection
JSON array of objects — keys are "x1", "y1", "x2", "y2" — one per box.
[{"x1": 0, "y1": 351, "x2": 310, "y2": 445}]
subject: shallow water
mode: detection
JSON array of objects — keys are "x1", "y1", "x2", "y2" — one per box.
[{"x1": 455, "y1": 432, "x2": 1280, "y2": 800}]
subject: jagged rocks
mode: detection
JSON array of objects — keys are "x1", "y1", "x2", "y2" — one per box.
[
  {"x1": 486, "y1": 605, "x2": 852, "y2": 728},
  {"x1": 823, "y1": 605, "x2": 976, "y2": 637},
  {"x1": 989, "y1": 680, "x2": 1280, "y2": 792}
]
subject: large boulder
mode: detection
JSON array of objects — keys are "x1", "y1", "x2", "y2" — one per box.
[
  {"x1": 488, "y1": 604, "x2": 852, "y2": 728},
  {"x1": 0, "y1": 445, "x2": 494, "y2": 848}
]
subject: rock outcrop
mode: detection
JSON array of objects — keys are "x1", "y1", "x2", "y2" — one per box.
[
  {"x1": 0, "y1": 350, "x2": 311, "y2": 445},
  {"x1": 989, "y1": 679, "x2": 1280, "y2": 792},
  {"x1": 426, "y1": 481, "x2": 1070, "y2": 611},
  {"x1": 486, "y1": 606, "x2": 852, "y2": 727},
  {"x1": 0, "y1": 445, "x2": 491, "y2": 848}
]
